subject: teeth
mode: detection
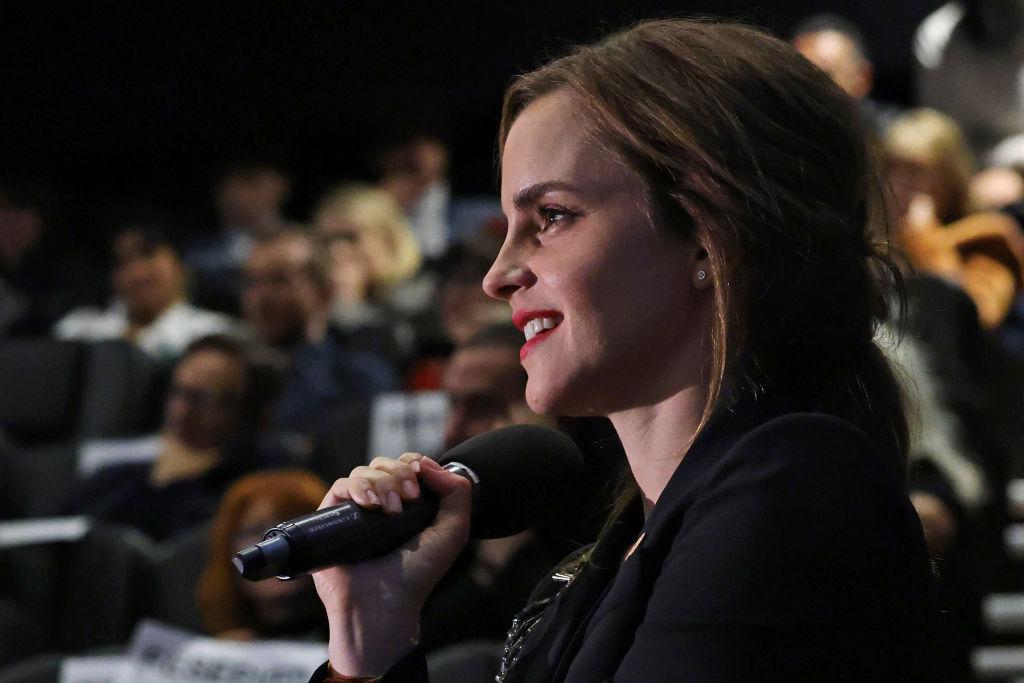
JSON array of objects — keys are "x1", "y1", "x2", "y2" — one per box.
[{"x1": 523, "y1": 317, "x2": 558, "y2": 342}]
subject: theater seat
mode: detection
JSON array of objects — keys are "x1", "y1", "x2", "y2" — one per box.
[
  {"x1": 76, "y1": 340, "x2": 165, "y2": 440},
  {"x1": 141, "y1": 524, "x2": 210, "y2": 634},
  {"x1": 0, "y1": 521, "x2": 151, "y2": 656},
  {"x1": 0, "y1": 340, "x2": 163, "y2": 448},
  {"x1": 58, "y1": 525, "x2": 152, "y2": 652},
  {"x1": 0, "y1": 654, "x2": 60, "y2": 683},
  {"x1": 0, "y1": 340, "x2": 85, "y2": 444},
  {"x1": 0, "y1": 599, "x2": 46, "y2": 670},
  {"x1": 0, "y1": 443, "x2": 79, "y2": 519}
]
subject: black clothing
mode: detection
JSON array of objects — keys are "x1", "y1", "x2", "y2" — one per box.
[
  {"x1": 62, "y1": 436, "x2": 288, "y2": 541},
  {"x1": 311, "y1": 399, "x2": 935, "y2": 682}
]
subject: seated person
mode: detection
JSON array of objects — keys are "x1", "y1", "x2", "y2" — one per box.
[
  {"x1": 790, "y1": 14, "x2": 900, "y2": 133},
  {"x1": 0, "y1": 181, "x2": 103, "y2": 337},
  {"x1": 62, "y1": 335, "x2": 288, "y2": 541},
  {"x1": 186, "y1": 158, "x2": 294, "y2": 315},
  {"x1": 418, "y1": 324, "x2": 561, "y2": 652},
  {"x1": 373, "y1": 134, "x2": 452, "y2": 259},
  {"x1": 55, "y1": 223, "x2": 235, "y2": 360},
  {"x1": 405, "y1": 223, "x2": 512, "y2": 390},
  {"x1": 311, "y1": 184, "x2": 422, "y2": 365},
  {"x1": 198, "y1": 469, "x2": 329, "y2": 641},
  {"x1": 884, "y1": 109, "x2": 1024, "y2": 328},
  {"x1": 242, "y1": 230, "x2": 397, "y2": 434}
]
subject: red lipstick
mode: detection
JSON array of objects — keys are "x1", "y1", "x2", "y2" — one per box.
[
  {"x1": 513, "y1": 309, "x2": 563, "y2": 360},
  {"x1": 513, "y1": 309, "x2": 561, "y2": 330}
]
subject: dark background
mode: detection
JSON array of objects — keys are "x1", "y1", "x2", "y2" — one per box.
[{"x1": 0, "y1": 0, "x2": 944, "y2": 251}]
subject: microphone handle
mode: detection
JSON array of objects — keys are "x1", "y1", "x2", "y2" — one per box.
[
  {"x1": 263, "y1": 462, "x2": 476, "y2": 578},
  {"x1": 270, "y1": 493, "x2": 440, "y2": 576}
]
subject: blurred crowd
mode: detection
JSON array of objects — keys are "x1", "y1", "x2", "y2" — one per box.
[{"x1": 3, "y1": 4, "x2": 1024, "y2": 681}]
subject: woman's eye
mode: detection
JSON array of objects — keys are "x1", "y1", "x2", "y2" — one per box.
[{"x1": 538, "y1": 206, "x2": 575, "y2": 231}]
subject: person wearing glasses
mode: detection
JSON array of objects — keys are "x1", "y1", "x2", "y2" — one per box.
[{"x1": 63, "y1": 335, "x2": 288, "y2": 541}]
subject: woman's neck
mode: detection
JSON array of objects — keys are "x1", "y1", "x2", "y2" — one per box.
[{"x1": 609, "y1": 385, "x2": 706, "y2": 516}]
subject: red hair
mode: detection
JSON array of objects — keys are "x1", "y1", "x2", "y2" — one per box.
[{"x1": 196, "y1": 469, "x2": 328, "y2": 635}]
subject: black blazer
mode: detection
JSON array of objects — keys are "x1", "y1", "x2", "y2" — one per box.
[{"x1": 312, "y1": 400, "x2": 935, "y2": 682}]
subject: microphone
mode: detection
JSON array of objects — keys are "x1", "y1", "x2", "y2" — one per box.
[{"x1": 233, "y1": 424, "x2": 584, "y2": 581}]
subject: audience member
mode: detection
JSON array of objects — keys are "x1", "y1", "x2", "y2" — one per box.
[
  {"x1": 55, "y1": 223, "x2": 235, "y2": 360},
  {"x1": 373, "y1": 135, "x2": 452, "y2": 259},
  {"x1": 915, "y1": 0, "x2": 1024, "y2": 163},
  {"x1": 418, "y1": 324, "x2": 559, "y2": 653},
  {"x1": 885, "y1": 108, "x2": 976, "y2": 224},
  {"x1": 441, "y1": 324, "x2": 548, "y2": 451},
  {"x1": 0, "y1": 182, "x2": 101, "y2": 336},
  {"x1": 311, "y1": 183, "x2": 421, "y2": 363},
  {"x1": 791, "y1": 14, "x2": 900, "y2": 133},
  {"x1": 436, "y1": 223, "x2": 511, "y2": 346},
  {"x1": 186, "y1": 158, "x2": 294, "y2": 314},
  {"x1": 242, "y1": 230, "x2": 397, "y2": 433},
  {"x1": 879, "y1": 277, "x2": 1022, "y2": 682},
  {"x1": 404, "y1": 222, "x2": 512, "y2": 390},
  {"x1": 62, "y1": 335, "x2": 287, "y2": 541},
  {"x1": 197, "y1": 469, "x2": 328, "y2": 641},
  {"x1": 883, "y1": 109, "x2": 1024, "y2": 328}
]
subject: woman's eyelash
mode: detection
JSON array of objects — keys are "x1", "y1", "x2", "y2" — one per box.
[{"x1": 538, "y1": 206, "x2": 576, "y2": 230}]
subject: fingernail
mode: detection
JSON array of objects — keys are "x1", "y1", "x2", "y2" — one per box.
[
  {"x1": 387, "y1": 490, "x2": 402, "y2": 514},
  {"x1": 402, "y1": 480, "x2": 418, "y2": 498},
  {"x1": 411, "y1": 460, "x2": 421, "y2": 473},
  {"x1": 366, "y1": 489, "x2": 381, "y2": 506}
]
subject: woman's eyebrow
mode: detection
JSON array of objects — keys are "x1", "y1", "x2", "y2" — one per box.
[{"x1": 512, "y1": 181, "x2": 583, "y2": 211}]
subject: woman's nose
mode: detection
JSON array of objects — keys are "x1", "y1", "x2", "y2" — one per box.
[{"x1": 482, "y1": 241, "x2": 536, "y2": 301}]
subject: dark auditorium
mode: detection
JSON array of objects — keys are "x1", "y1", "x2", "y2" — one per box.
[{"x1": 3, "y1": 2, "x2": 1024, "y2": 681}]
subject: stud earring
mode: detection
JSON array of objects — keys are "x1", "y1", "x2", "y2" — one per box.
[{"x1": 696, "y1": 270, "x2": 707, "y2": 281}]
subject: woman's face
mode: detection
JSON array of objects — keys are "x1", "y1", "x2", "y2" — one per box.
[
  {"x1": 316, "y1": 215, "x2": 393, "y2": 291},
  {"x1": 231, "y1": 499, "x2": 320, "y2": 630},
  {"x1": 885, "y1": 153, "x2": 952, "y2": 223},
  {"x1": 484, "y1": 92, "x2": 711, "y2": 416}
]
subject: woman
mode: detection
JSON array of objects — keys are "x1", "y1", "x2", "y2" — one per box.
[
  {"x1": 885, "y1": 108, "x2": 977, "y2": 224},
  {"x1": 199, "y1": 469, "x2": 329, "y2": 640},
  {"x1": 312, "y1": 184, "x2": 422, "y2": 311},
  {"x1": 308, "y1": 20, "x2": 934, "y2": 682},
  {"x1": 883, "y1": 109, "x2": 1024, "y2": 328},
  {"x1": 312, "y1": 183, "x2": 423, "y2": 364}
]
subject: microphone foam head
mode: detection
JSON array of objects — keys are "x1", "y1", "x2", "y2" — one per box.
[{"x1": 439, "y1": 424, "x2": 585, "y2": 538}]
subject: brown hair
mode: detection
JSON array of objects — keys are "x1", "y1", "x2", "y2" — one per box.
[
  {"x1": 196, "y1": 469, "x2": 328, "y2": 635},
  {"x1": 500, "y1": 19, "x2": 908, "y2": 472}
]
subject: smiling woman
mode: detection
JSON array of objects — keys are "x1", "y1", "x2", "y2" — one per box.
[{"x1": 305, "y1": 18, "x2": 935, "y2": 683}]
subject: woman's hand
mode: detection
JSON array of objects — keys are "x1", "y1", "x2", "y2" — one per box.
[{"x1": 311, "y1": 453, "x2": 472, "y2": 677}]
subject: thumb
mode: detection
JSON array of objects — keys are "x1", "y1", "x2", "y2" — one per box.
[
  {"x1": 418, "y1": 457, "x2": 472, "y2": 522},
  {"x1": 418, "y1": 457, "x2": 467, "y2": 494}
]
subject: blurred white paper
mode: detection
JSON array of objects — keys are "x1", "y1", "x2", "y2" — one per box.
[
  {"x1": 115, "y1": 620, "x2": 326, "y2": 683},
  {"x1": 61, "y1": 655, "x2": 132, "y2": 683},
  {"x1": 369, "y1": 390, "x2": 448, "y2": 460}
]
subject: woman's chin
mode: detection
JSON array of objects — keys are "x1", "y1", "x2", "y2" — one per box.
[{"x1": 525, "y1": 380, "x2": 606, "y2": 418}]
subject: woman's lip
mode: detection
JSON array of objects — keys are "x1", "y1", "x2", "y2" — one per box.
[
  {"x1": 512, "y1": 309, "x2": 562, "y2": 330},
  {"x1": 520, "y1": 325, "x2": 558, "y2": 360}
]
